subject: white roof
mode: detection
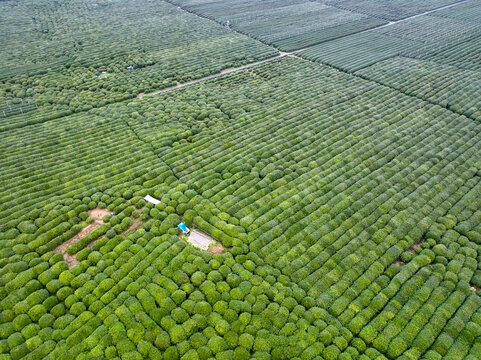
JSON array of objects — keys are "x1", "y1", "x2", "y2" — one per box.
[{"x1": 144, "y1": 195, "x2": 160, "y2": 205}]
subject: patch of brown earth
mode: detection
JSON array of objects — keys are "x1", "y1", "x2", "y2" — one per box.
[
  {"x1": 88, "y1": 208, "x2": 144, "y2": 248},
  {"x1": 59, "y1": 253, "x2": 80, "y2": 269},
  {"x1": 55, "y1": 222, "x2": 101, "y2": 254},
  {"x1": 409, "y1": 236, "x2": 425, "y2": 254},
  {"x1": 395, "y1": 260, "x2": 404, "y2": 266},
  {"x1": 124, "y1": 207, "x2": 145, "y2": 235},
  {"x1": 209, "y1": 243, "x2": 225, "y2": 254},
  {"x1": 89, "y1": 208, "x2": 111, "y2": 220},
  {"x1": 125, "y1": 221, "x2": 142, "y2": 235},
  {"x1": 54, "y1": 208, "x2": 110, "y2": 268}
]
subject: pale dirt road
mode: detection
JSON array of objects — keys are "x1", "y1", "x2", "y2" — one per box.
[{"x1": 142, "y1": 0, "x2": 470, "y2": 98}]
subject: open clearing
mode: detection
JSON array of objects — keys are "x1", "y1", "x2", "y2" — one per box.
[
  {"x1": 3, "y1": 0, "x2": 481, "y2": 358},
  {"x1": 53, "y1": 208, "x2": 110, "y2": 268},
  {"x1": 186, "y1": 230, "x2": 217, "y2": 251}
]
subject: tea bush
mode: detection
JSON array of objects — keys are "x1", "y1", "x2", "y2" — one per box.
[
  {"x1": 1, "y1": 20, "x2": 481, "y2": 359},
  {"x1": 174, "y1": 0, "x2": 385, "y2": 51}
]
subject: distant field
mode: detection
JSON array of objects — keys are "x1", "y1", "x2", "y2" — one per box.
[
  {"x1": 0, "y1": 0, "x2": 276, "y2": 130},
  {"x1": 172, "y1": 0, "x2": 386, "y2": 51},
  {"x1": 356, "y1": 56, "x2": 481, "y2": 121},
  {"x1": 321, "y1": 0, "x2": 462, "y2": 20},
  {"x1": 2, "y1": 0, "x2": 481, "y2": 359},
  {"x1": 297, "y1": 0, "x2": 481, "y2": 121},
  {"x1": 298, "y1": 3, "x2": 481, "y2": 72}
]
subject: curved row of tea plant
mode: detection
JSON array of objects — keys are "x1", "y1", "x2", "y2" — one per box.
[
  {"x1": 125, "y1": 57, "x2": 481, "y2": 357},
  {"x1": 321, "y1": 0, "x2": 461, "y2": 21},
  {"x1": 298, "y1": 2, "x2": 481, "y2": 72},
  {"x1": 298, "y1": 32, "x2": 420, "y2": 72},
  {"x1": 0, "y1": 0, "x2": 276, "y2": 131},
  {"x1": 171, "y1": 0, "x2": 385, "y2": 51},
  {"x1": 414, "y1": 34, "x2": 481, "y2": 71},
  {"x1": 2, "y1": 55, "x2": 481, "y2": 359},
  {"x1": 356, "y1": 56, "x2": 481, "y2": 121}
]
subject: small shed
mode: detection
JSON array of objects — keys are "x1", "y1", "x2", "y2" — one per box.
[{"x1": 144, "y1": 195, "x2": 160, "y2": 205}]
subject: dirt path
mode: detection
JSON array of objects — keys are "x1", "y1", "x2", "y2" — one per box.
[
  {"x1": 209, "y1": 243, "x2": 225, "y2": 254},
  {"x1": 124, "y1": 220, "x2": 142, "y2": 235},
  {"x1": 370, "y1": 0, "x2": 471, "y2": 29},
  {"x1": 409, "y1": 236, "x2": 425, "y2": 255},
  {"x1": 142, "y1": 0, "x2": 469, "y2": 99},
  {"x1": 141, "y1": 54, "x2": 289, "y2": 98},
  {"x1": 54, "y1": 208, "x2": 110, "y2": 268}
]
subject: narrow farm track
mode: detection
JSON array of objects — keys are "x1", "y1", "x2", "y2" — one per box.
[
  {"x1": 328, "y1": 0, "x2": 472, "y2": 31},
  {"x1": 145, "y1": 0, "x2": 481, "y2": 126},
  {"x1": 53, "y1": 208, "x2": 110, "y2": 268},
  {"x1": 144, "y1": 0, "x2": 471, "y2": 99},
  {"x1": 3, "y1": 0, "x2": 471, "y2": 133},
  {"x1": 1, "y1": 0, "x2": 471, "y2": 136},
  {"x1": 142, "y1": 53, "x2": 289, "y2": 97}
]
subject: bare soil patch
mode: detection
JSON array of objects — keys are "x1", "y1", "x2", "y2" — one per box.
[
  {"x1": 58, "y1": 252, "x2": 80, "y2": 269},
  {"x1": 89, "y1": 208, "x2": 111, "y2": 220},
  {"x1": 87, "y1": 208, "x2": 144, "y2": 247},
  {"x1": 209, "y1": 243, "x2": 225, "y2": 254},
  {"x1": 54, "y1": 208, "x2": 110, "y2": 268},
  {"x1": 56, "y1": 222, "x2": 100, "y2": 253},
  {"x1": 409, "y1": 236, "x2": 425, "y2": 254},
  {"x1": 87, "y1": 236, "x2": 105, "y2": 248},
  {"x1": 395, "y1": 260, "x2": 404, "y2": 266},
  {"x1": 125, "y1": 221, "x2": 142, "y2": 235}
]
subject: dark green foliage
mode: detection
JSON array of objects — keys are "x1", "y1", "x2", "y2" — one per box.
[
  {"x1": 28, "y1": 305, "x2": 47, "y2": 322},
  {"x1": 155, "y1": 331, "x2": 171, "y2": 350},
  {"x1": 2, "y1": 9, "x2": 481, "y2": 358},
  {"x1": 164, "y1": 346, "x2": 179, "y2": 360},
  {"x1": 13, "y1": 314, "x2": 31, "y2": 332},
  {"x1": 169, "y1": 325, "x2": 186, "y2": 344},
  {"x1": 18, "y1": 221, "x2": 38, "y2": 234},
  {"x1": 239, "y1": 333, "x2": 254, "y2": 350}
]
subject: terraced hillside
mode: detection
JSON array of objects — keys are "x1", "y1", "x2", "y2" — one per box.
[{"x1": 1, "y1": 0, "x2": 481, "y2": 359}]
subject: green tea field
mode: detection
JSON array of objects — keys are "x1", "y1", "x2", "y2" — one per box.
[{"x1": 1, "y1": 0, "x2": 481, "y2": 359}]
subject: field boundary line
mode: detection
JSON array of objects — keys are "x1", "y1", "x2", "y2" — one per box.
[
  {"x1": 141, "y1": 53, "x2": 289, "y2": 97},
  {"x1": 2, "y1": 0, "x2": 473, "y2": 132},
  {"x1": 321, "y1": 0, "x2": 471, "y2": 25},
  {"x1": 144, "y1": 0, "x2": 471, "y2": 99},
  {"x1": 165, "y1": 0, "x2": 471, "y2": 53},
  {"x1": 356, "y1": 0, "x2": 472, "y2": 33},
  {"x1": 289, "y1": 53, "x2": 479, "y2": 124}
]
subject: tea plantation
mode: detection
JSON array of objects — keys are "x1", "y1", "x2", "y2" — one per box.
[{"x1": 1, "y1": 0, "x2": 481, "y2": 359}]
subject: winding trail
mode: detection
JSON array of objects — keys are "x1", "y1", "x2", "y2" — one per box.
[
  {"x1": 142, "y1": 0, "x2": 471, "y2": 98},
  {"x1": 363, "y1": 0, "x2": 472, "y2": 30},
  {"x1": 141, "y1": 53, "x2": 289, "y2": 97}
]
